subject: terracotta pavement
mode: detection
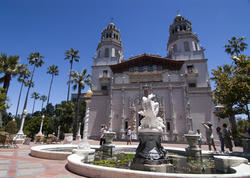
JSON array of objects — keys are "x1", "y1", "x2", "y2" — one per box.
[{"x1": 0, "y1": 139, "x2": 244, "y2": 178}]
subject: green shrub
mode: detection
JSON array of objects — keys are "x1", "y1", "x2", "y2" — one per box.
[{"x1": 5, "y1": 120, "x2": 17, "y2": 134}]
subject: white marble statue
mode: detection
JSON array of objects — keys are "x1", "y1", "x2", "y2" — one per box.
[{"x1": 138, "y1": 94, "x2": 165, "y2": 132}]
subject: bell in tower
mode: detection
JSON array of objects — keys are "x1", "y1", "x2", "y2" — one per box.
[{"x1": 167, "y1": 14, "x2": 205, "y2": 60}]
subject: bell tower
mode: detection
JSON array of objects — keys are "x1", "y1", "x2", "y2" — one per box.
[
  {"x1": 94, "y1": 21, "x2": 124, "y2": 66},
  {"x1": 167, "y1": 14, "x2": 205, "y2": 60},
  {"x1": 91, "y1": 21, "x2": 124, "y2": 92}
]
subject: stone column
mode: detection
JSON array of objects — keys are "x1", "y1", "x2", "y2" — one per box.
[
  {"x1": 57, "y1": 125, "x2": 61, "y2": 140},
  {"x1": 17, "y1": 109, "x2": 27, "y2": 136},
  {"x1": 73, "y1": 98, "x2": 95, "y2": 163},
  {"x1": 76, "y1": 123, "x2": 81, "y2": 141},
  {"x1": 81, "y1": 99, "x2": 90, "y2": 145},
  {"x1": 37, "y1": 115, "x2": 45, "y2": 136},
  {"x1": 109, "y1": 78, "x2": 114, "y2": 131}
]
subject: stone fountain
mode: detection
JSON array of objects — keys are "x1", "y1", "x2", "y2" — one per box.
[
  {"x1": 184, "y1": 132, "x2": 201, "y2": 157},
  {"x1": 98, "y1": 131, "x2": 116, "y2": 158},
  {"x1": 130, "y1": 94, "x2": 169, "y2": 172}
]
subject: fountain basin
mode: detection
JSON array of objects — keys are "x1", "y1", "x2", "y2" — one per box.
[
  {"x1": 31, "y1": 144, "x2": 250, "y2": 177},
  {"x1": 214, "y1": 156, "x2": 248, "y2": 173},
  {"x1": 30, "y1": 144, "x2": 78, "y2": 160},
  {"x1": 67, "y1": 153, "x2": 250, "y2": 178}
]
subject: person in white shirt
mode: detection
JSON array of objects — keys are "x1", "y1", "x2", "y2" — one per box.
[
  {"x1": 202, "y1": 122, "x2": 216, "y2": 151},
  {"x1": 196, "y1": 129, "x2": 202, "y2": 148}
]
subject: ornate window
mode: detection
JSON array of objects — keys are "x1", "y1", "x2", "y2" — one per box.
[
  {"x1": 194, "y1": 42, "x2": 199, "y2": 51},
  {"x1": 157, "y1": 65, "x2": 162, "y2": 71},
  {"x1": 188, "y1": 83, "x2": 196, "y2": 88},
  {"x1": 152, "y1": 65, "x2": 157, "y2": 71},
  {"x1": 103, "y1": 70, "x2": 108, "y2": 77},
  {"x1": 111, "y1": 48, "x2": 115, "y2": 57},
  {"x1": 147, "y1": 65, "x2": 153, "y2": 72},
  {"x1": 166, "y1": 122, "x2": 171, "y2": 131},
  {"x1": 139, "y1": 66, "x2": 144, "y2": 72},
  {"x1": 125, "y1": 121, "x2": 128, "y2": 130},
  {"x1": 173, "y1": 44, "x2": 177, "y2": 52},
  {"x1": 105, "y1": 48, "x2": 109, "y2": 57},
  {"x1": 184, "y1": 41, "x2": 190, "y2": 52},
  {"x1": 115, "y1": 49, "x2": 119, "y2": 57},
  {"x1": 101, "y1": 85, "x2": 108, "y2": 92}
]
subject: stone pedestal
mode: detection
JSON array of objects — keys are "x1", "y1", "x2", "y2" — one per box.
[
  {"x1": 103, "y1": 132, "x2": 116, "y2": 145},
  {"x1": 184, "y1": 133, "x2": 201, "y2": 157},
  {"x1": 63, "y1": 133, "x2": 73, "y2": 144},
  {"x1": 99, "y1": 132, "x2": 116, "y2": 157},
  {"x1": 14, "y1": 134, "x2": 26, "y2": 144},
  {"x1": 130, "y1": 131, "x2": 167, "y2": 171}
]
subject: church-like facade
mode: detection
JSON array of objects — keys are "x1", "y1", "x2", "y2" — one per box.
[{"x1": 88, "y1": 14, "x2": 218, "y2": 142}]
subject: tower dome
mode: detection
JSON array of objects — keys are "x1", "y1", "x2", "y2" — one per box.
[{"x1": 167, "y1": 14, "x2": 205, "y2": 60}]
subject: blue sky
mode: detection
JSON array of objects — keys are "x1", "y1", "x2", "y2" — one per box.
[{"x1": 1, "y1": 0, "x2": 250, "y2": 115}]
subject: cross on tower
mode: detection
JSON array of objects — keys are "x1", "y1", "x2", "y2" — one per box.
[
  {"x1": 176, "y1": 9, "x2": 180, "y2": 15},
  {"x1": 110, "y1": 17, "x2": 114, "y2": 23}
]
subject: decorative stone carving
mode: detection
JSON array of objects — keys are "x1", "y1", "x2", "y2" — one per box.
[
  {"x1": 129, "y1": 72, "x2": 162, "y2": 83},
  {"x1": 138, "y1": 94, "x2": 165, "y2": 132}
]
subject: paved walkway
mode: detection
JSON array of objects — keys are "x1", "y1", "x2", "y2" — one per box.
[{"x1": 0, "y1": 140, "x2": 244, "y2": 178}]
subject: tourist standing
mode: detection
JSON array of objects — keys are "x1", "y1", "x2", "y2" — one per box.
[
  {"x1": 216, "y1": 127, "x2": 224, "y2": 153},
  {"x1": 222, "y1": 123, "x2": 233, "y2": 152},
  {"x1": 202, "y1": 122, "x2": 217, "y2": 151},
  {"x1": 196, "y1": 129, "x2": 202, "y2": 148},
  {"x1": 99, "y1": 125, "x2": 105, "y2": 145},
  {"x1": 126, "y1": 126, "x2": 132, "y2": 145}
]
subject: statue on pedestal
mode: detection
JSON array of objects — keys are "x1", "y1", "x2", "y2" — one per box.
[{"x1": 131, "y1": 93, "x2": 167, "y2": 171}]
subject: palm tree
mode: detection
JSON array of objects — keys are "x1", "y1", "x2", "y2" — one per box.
[
  {"x1": 31, "y1": 92, "x2": 40, "y2": 114},
  {"x1": 15, "y1": 67, "x2": 31, "y2": 118},
  {"x1": 0, "y1": 53, "x2": 26, "y2": 94},
  {"x1": 65, "y1": 48, "x2": 80, "y2": 101},
  {"x1": 47, "y1": 65, "x2": 59, "y2": 105},
  {"x1": 68, "y1": 68, "x2": 90, "y2": 139},
  {"x1": 40, "y1": 95, "x2": 47, "y2": 110},
  {"x1": 225, "y1": 36, "x2": 247, "y2": 57},
  {"x1": 21, "y1": 52, "x2": 44, "y2": 118}
]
